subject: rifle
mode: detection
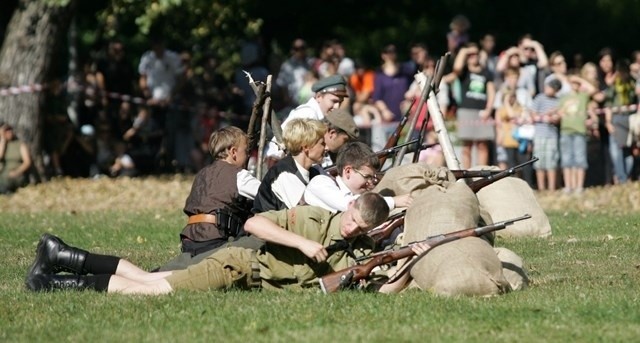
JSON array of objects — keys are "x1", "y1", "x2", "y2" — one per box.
[
  {"x1": 378, "y1": 98, "x2": 415, "y2": 167},
  {"x1": 318, "y1": 214, "x2": 532, "y2": 294},
  {"x1": 366, "y1": 210, "x2": 406, "y2": 244},
  {"x1": 324, "y1": 140, "x2": 438, "y2": 177},
  {"x1": 466, "y1": 157, "x2": 538, "y2": 193},
  {"x1": 411, "y1": 54, "x2": 449, "y2": 163},
  {"x1": 450, "y1": 169, "x2": 501, "y2": 179},
  {"x1": 394, "y1": 75, "x2": 432, "y2": 167}
]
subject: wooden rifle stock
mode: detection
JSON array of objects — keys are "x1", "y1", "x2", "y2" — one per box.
[
  {"x1": 366, "y1": 210, "x2": 406, "y2": 243},
  {"x1": 466, "y1": 157, "x2": 539, "y2": 193},
  {"x1": 318, "y1": 214, "x2": 531, "y2": 294}
]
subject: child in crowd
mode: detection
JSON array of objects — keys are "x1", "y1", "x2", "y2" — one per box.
[
  {"x1": 180, "y1": 126, "x2": 261, "y2": 256},
  {"x1": 530, "y1": 79, "x2": 562, "y2": 191},
  {"x1": 557, "y1": 75, "x2": 597, "y2": 194},
  {"x1": 304, "y1": 141, "x2": 412, "y2": 212},
  {"x1": 253, "y1": 118, "x2": 327, "y2": 213}
]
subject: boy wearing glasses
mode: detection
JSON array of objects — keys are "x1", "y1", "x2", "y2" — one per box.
[{"x1": 304, "y1": 141, "x2": 412, "y2": 213}]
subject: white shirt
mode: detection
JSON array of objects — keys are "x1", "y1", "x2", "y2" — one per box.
[
  {"x1": 271, "y1": 159, "x2": 310, "y2": 209},
  {"x1": 304, "y1": 175, "x2": 395, "y2": 213},
  {"x1": 236, "y1": 169, "x2": 261, "y2": 200},
  {"x1": 138, "y1": 50, "x2": 183, "y2": 100},
  {"x1": 265, "y1": 97, "x2": 325, "y2": 158}
]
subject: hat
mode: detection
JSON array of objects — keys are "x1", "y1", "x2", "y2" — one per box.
[
  {"x1": 311, "y1": 75, "x2": 348, "y2": 97},
  {"x1": 325, "y1": 109, "x2": 359, "y2": 139},
  {"x1": 546, "y1": 78, "x2": 562, "y2": 92}
]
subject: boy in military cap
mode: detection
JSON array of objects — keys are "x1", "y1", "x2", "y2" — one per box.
[
  {"x1": 266, "y1": 74, "x2": 349, "y2": 160},
  {"x1": 26, "y1": 193, "x2": 431, "y2": 294},
  {"x1": 320, "y1": 108, "x2": 360, "y2": 167}
]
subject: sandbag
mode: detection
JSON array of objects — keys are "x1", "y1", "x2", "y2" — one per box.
[
  {"x1": 494, "y1": 247, "x2": 528, "y2": 291},
  {"x1": 404, "y1": 181, "x2": 480, "y2": 243},
  {"x1": 471, "y1": 166, "x2": 552, "y2": 238},
  {"x1": 373, "y1": 163, "x2": 455, "y2": 199},
  {"x1": 409, "y1": 238, "x2": 511, "y2": 296}
]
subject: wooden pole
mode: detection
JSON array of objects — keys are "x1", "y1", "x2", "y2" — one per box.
[{"x1": 256, "y1": 75, "x2": 273, "y2": 178}]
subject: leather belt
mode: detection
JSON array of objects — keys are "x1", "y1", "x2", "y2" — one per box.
[{"x1": 187, "y1": 213, "x2": 217, "y2": 225}]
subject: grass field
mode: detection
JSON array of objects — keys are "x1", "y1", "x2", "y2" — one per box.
[{"x1": 1, "y1": 178, "x2": 639, "y2": 342}]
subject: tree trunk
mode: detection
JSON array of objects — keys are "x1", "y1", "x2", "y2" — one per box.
[{"x1": 0, "y1": 0, "x2": 76, "y2": 181}]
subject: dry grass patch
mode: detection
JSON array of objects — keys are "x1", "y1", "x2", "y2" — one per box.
[{"x1": 1, "y1": 177, "x2": 638, "y2": 215}]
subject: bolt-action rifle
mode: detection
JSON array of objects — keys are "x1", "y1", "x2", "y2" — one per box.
[{"x1": 319, "y1": 214, "x2": 531, "y2": 294}]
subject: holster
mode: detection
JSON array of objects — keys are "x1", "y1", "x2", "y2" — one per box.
[{"x1": 215, "y1": 208, "x2": 245, "y2": 238}]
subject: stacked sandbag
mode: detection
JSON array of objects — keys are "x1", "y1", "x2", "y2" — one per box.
[
  {"x1": 373, "y1": 163, "x2": 455, "y2": 199},
  {"x1": 494, "y1": 247, "x2": 529, "y2": 291},
  {"x1": 471, "y1": 166, "x2": 552, "y2": 238},
  {"x1": 404, "y1": 181, "x2": 510, "y2": 296},
  {"x1": 409, "y1": 238, "x2": 512, "y2": 296}
]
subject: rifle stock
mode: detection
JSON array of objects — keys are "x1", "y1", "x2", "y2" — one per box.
[{"x1": 319, "y1": 214, "x2": 531, "y2": 294}]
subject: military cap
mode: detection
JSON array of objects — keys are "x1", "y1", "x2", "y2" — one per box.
[
  {"x1": 312, "y1": 75, "x2": 349, "y2": 97},
  {"x1": 325, "y1": 109, "x2": 359, "y2": 139}
]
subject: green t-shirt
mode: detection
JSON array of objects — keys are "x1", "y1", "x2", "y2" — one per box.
[
  {"x1": 256, "y1": 206, "x2": 374, "y2": 290},
  {"x1": 559, "y1": 92, "x2": 590, "y2": 134}
]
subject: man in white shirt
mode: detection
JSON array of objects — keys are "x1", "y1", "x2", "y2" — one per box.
[{"x1": 304, "y1": 141, "x2": 412, "y2": 213}]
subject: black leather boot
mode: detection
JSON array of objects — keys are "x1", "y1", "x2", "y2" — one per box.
[
  {"x1": 27, "y1": 233, "x2": 89, "y2": 276},
  {"x1": 25, "y1": 274, "x2": 92, "y2": 292}
]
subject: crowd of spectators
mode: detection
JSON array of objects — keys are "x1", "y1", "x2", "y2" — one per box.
[{"x1": 3, "y1": 15, "x2": 640, "y2": 194}]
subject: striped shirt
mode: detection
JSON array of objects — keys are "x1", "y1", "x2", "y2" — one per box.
[{"x1": 530, "y1": 94, "x2": 559, "y2": 138}]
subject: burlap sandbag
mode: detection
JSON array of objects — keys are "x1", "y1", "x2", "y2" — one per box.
[
  {"x1": 494, "y1": 247, "x2": 529, "y2": 291},
  {"x1": 409, "y1": 238, "x2": 511, "y2": 296},
  {"x1": 403, "y1": 181, "x2": 479, "y2": 243},
  {"x1": 471, "y1": 166, "x2": 552, "y2": 238},
  {"x1": 373, "y1": 163, "x2": 455, "y2": 199}
]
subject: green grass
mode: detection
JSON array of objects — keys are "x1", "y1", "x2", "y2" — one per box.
[{"x1": 1, "y1": 210, "x2": 639, "y2": 342}]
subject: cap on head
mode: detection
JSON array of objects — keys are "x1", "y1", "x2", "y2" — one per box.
[
  {"x1": 311, "y1": 75, "x2": 348, "y2": 98},
  {"x1": 546, "y1": 78, "x2": 562, "y2": 92},
  {"x1": 325, "y1": 109, "x2": 359, "y2": 139}
]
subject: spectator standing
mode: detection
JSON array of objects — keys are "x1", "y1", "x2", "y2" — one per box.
[
  {"x1": 138, "y1": 38, "x2": 184, "y2": 129},
  {"x1": 371, "y1": 44, "x2": 412, "y2": 151},
  {"x1": 604, "y1": 60, "x2": 638, "y2": 184},
  {"x1": 276, "y1": 38, "x2": 313, "y2": 110},
  {"x1": 557, "y1": 75, "x2": 597, "y2": 194},
  {"x1": 495, "y1": 90, "x2": 527, "y2": 170},
  {"x1": 544, "y1": 52, "x2": 572, "y2": 97},
  {"x1": 96, "y1": 40, "x2": 136, "y2": 134},
  {"x1": 349, "y1": 60, "x2": 381, "y2": 129},
  {"x1": 516, "y1": 35, "x2": 549, "y2": 95},
  {"x1": 530, "y1": 79, "x2": 562, "y2": 191},
  {"x1": 138, "y1": 38, "x2": 184, "y2": 172},
  {"x1": 479, "y1": 34, "x2": 499, "y2": 85},
  {"x1": 495, "y1": 46, "x2": 536, "y2": 97},
  {"x1": 448, "y1": 43, "x2": 496, "y2": 168}
]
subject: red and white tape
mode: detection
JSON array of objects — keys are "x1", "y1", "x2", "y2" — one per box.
[{"x1": 0, "y1": 84, "x2": 46, "y2": 96}]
